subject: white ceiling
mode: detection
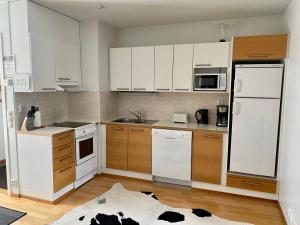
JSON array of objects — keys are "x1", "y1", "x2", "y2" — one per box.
[{"x1": 32, "y1": 0, "x2": 291, "y2": 28}]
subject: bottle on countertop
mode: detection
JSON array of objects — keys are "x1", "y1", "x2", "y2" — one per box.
[{"x1": 34, "y1": 107, "x2": 42, "y2": 128}]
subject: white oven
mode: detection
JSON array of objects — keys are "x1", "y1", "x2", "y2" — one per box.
[{"x1": 76, "y1": 132, "x2": 96, "y2": 165}]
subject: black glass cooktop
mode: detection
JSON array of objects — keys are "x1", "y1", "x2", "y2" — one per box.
[{"x1": 51, "y1": 121, "x2": 91, "y2": 128}]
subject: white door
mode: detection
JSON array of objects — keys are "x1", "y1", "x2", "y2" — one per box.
[
  {"x1": 193, "y1": 42, "x2": 229, "y2": 68},
  {"x1": 234, "y1": 66, "x2": 283, "y2": 98},
  {"x1": 230, "y1": 98, "x2": 280, "y2": 177},
  {"x1": 30, "y1": 34, "x2": 56, "y2": 92},
  {"x1": 109, "y1": 48, "x2": 131, "y2": 91},
  {"x1": 155, "y1": 45, "x2": 173, "y2": 92},
  {"x1": 173, "y1": 44, "x2": 193, "y2": 92},
  {"x1": 55, "y1": 40, "x2": 81, "y2": 85},
  {"x1": 132, "y1": 46, "x2": 154, "y2": 92}
]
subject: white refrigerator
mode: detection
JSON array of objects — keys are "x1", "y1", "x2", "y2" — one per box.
[{"x1": 229, "y1": 64, "x2": 283, "y2": 177}]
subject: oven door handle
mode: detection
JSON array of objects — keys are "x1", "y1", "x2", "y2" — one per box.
[{"x1": 76, "y1": 133, "x2": 95, "y2": 142}]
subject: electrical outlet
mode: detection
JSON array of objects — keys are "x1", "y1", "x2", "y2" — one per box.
[
  {"x1": 11, "y1": 178, "x2": 18, "y2": 186},
  {"x1": 17, "y1": 104, "x2": 26, "y2": 113}
]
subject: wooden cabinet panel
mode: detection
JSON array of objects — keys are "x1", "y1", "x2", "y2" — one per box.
[
  {"x1": 106, "y1": 125, "x2": 129, "y2": 170},
  {"x1": 227, "y1": 173, "x2": 277, "y2": 194},
  {"x1": 192, "y1": 131, "x2": 223, "y2": 184},
  {"x1": 53, "y1": 164, "x2": 75, "y2": 192},
  {"x1": 232, "y1": 34, "x2": 288, "y2": 60},
  {"x1": 53, "y1": 153, "x2": 74, "y2": 171},
  {"x1": 53, "y1": 130, "x2": 74, "y2": 148},
  {"x1": 128, "y1": 127, "x2": 152, "y2": 174},
  {"x1": 53, "y1": 143, "x2": 74, "y2": 160}
]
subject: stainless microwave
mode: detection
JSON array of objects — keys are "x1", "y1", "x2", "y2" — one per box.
[{"x1": 194, "y1": 73, "x2": 227, "y2": 91}]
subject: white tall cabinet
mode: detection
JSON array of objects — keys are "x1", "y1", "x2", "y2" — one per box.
[
  {"x1": 9, "y1": 0, "x2": 81, "y2": 92},
  {"x1": 109, "y1": 48, "x2": 132, "y2": 91},
  {"x1": 132, "y1": 46, "x2": 155, "y2": 92},
  {"x1": 154, "y1": 45, "x2": 173, "y2": 92},
  {"x1": 173, "y1": 44, "x2": 194, "y2": 92}
]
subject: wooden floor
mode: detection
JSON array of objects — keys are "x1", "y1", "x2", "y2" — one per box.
[{"x1": 0, "y1": 174, "x2": 285, "y2": 225}]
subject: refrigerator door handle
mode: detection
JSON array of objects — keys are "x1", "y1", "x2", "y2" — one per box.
[
  {"x1": 233, "y1": 101, "x2": 240, "y2": 115},
  {"x1": 234, "y1": 79, "x2": 242, "y2": 92}
]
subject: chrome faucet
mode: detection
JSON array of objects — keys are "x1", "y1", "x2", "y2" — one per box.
[{"x1": 129, "y1": 109, "x2": 142, "y2": 120}]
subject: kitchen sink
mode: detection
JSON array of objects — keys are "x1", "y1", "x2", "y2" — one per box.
[{"x1": 111, "y1": 118, "x2": 158, "y2": 125}]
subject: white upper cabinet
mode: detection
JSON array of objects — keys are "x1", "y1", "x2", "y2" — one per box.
[
  {"x1": 193, "y1": 42, "x2": 230, "y2": 68},
  {"x1": 110, "y1": 48, "x2": 132, "y2": 91},
  {"x1": 173, "y1": 44, "x2": 193, "y2": 92},
  {"x1": 132, "y1": 46, "x2": 155, "y2": 92},
  {"x1": 55, "y1": 41, "x2": 81, "y2": 86},
  {"x1": 30, "y1": 34, "x2": 56, "y2": 92},
  {"x1": 155, "y1": 45, "x2": 173, "y2": 92},
  {"x1": 8, "y1": 0, "x2": 81, "y2": 92}
]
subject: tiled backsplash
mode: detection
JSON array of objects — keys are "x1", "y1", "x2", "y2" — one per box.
[
  {"x1": 15, "y1": 92, "x2": 69, "y2": 128},
  {"x1": 117, "y1": 92, "x2": 229, "y2": 124}
]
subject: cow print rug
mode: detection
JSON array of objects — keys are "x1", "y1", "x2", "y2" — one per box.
[{"x1": 51, "y1": 183, "x2": 253, "y2": 225}]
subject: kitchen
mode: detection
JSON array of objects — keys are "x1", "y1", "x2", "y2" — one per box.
[{"x1": 0, "y1": 0, "x2": 298, "y2": 224}]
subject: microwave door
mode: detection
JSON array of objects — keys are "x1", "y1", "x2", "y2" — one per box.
[{"x1": 195, "y1": 75, "x2": 218, "y2": 90}]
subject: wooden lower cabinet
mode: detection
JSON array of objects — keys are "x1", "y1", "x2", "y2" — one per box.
[
  {"x1": 227, "y1": 173, "x2": 277, "y2": 194},
  {"x1": 106, "y1": 125, "x2": 129, "y2": 170},
  {"x1": 128, "y1": 127, "x2": 152, "y2": 174},
  {"x1": 192, "y1": 131, "x2": 223, "y2": 184}
]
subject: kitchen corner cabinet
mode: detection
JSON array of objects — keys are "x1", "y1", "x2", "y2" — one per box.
[
  {"x1": 106, "y1": 125, "x2": 129, "y2": 170},
  {"x1": 193, "y1": 42, "x2": 230, "y2": 68},
  {"x1": 17, "y1": 129, "x2": 75, "y2": 203},
  {"x1": 132, "y1": 46, "x2": 155, "y2": 92},
  {"x1": 128, "y1": 127, "x2": 152, "y2": 173},
  {"x1": 232, "y1": 34, "x2": 288, "y2": 60},
  {"x1": 192, "y1": 131, "x2": 223, "y2": 184},
  {"x1": 9, "y1": 0, "x2": 81, "y2": 92},
  {"x1": 173, "y1": 44, "x2": 193, "y2": 92},
  {"x1": 155, "y1": 45, "x2": 173, "y2": 92},
  {"x1": 109, "y1": 48, "x2": 132, "y2": 91},
  {"x1": 106, "y1": 125, "x2": 152, "y2": 174}
]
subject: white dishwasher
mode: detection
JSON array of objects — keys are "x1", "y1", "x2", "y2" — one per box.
[{"x1": 152, "y1": 129, "x2": 192, "y2": 184}]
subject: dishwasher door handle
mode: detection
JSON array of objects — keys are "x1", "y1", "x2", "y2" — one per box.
[{"x1": 165, "y1": 137, "x2": 177, "y2": 140}]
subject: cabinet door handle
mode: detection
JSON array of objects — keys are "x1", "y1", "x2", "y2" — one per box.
[
  {"x1": 58, "y1": 77, "x2": 71, "y2": 81},
  {"x1": 133, "y1": 88, "x2": 146, "y2": 91},
  {"x1": 195, "y1": 64, "x2": 212, "y2": 67},
  {"x1": 202, "y1": 134, "x2": 221, "y2": 139},
  {"x1": 156, "y1": 88, "x2": 170, "y2": 91},
  {"x1": 112, "y1": 127, "x2": 123, "y2": 131},
  {"x1": 56, "y1": 144, "x2": 71, "y2": 152},
  {"x1": 117, "y1": 88, "x2": 130, "y2": 91},
  {"x1": 232, "y1": 102, "x2": 241, "y2": 115},
  {"x1": 42, "y1": 88, "x2": 56, "y2": 91},
  {"x1": 248, "y1": 53, "x2": 270, "y2": 58},
  {"x1": 57, "y1": 135, "x2": 71, "y2": 141},
  {"x1": 234, "y1": 79, "x2": 242, "y2": 92},
  {"x1": 59, "y1": 165, "x2": 72, "y2": 173},
  {"x1": 174, "y1": 88, "x2": 190, "y2": 91},
  {"x1": 131, "y1": 128, "x2": 144, "y2": 132},
  {"x1": 241, "y1": 180, "x2": 261, "y2": 186}
]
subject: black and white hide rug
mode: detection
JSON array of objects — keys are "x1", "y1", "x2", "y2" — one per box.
[{"x1": 51, "y1": 183, "x2": 253, "y2": 225}]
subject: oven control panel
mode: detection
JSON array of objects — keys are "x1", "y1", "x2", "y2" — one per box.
[{"x1": 75, "y1": 124, "x2": 96, "y2": 138}]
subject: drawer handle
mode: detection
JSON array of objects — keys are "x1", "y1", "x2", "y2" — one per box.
[
  {"x1": 57, "y1": 135, "x2": 71, "y2": 141},
  {"x1": 57, "y1": 144, "x2": 71, "y2": 152},
  {"x1": 58, "y1": 77, "x2": 71, "y2": 81},
  {"x1": 131, "y1": 128, "x2": 144, "y2": 132},
  {"x1": 59, "y1": 165, "x2": 72, "y2": 173},
  {"x1": 117, "y1": 88, "x2": 130, "y2": 91},
  {"x1": 133, "y1": 88, "x2": 146, "y2": 91},
  {"x1": 241, "y1": 180, "x2": 261, "y2": 186},
  {"x1": 59, "y1": 155, "x2": 72, "y2": 162},
  {"x1": 156, "y1": 88, "x2": 170, "y2": 91},
  {"x1": 248, "y1": 53, "x2": 271, "y2": 58}
]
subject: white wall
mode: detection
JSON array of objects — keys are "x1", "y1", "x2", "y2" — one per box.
[
  {"x1": 279, "y1": 1, "x2": 300, "y2": 225},
  {"x1": 116, "y1": 15, "x2": 286, "y2": 47}
]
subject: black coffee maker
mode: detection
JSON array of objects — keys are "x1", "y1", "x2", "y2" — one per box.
[
  {"x1": 216, "y1": 105, "x2": 228, "y2": 127},
  {"x1": 195, "y1": 109, "x2": 208, "y2": 124}
]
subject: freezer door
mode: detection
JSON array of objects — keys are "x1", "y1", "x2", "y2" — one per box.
[
  {"x1": 230, "y1": 98, "x2": 280, "y2": 177},
  {"x1": 234, "y1": 67, "x2": 283, "y2": 98}
]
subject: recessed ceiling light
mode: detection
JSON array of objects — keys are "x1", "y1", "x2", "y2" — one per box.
[{"x1": 96, "y1": 3, "x2": 104, "y2": 10}]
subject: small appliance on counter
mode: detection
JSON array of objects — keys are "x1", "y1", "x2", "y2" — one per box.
[
  {"x1": 195, "y1": 109, "x2": 208, "y2": 124},
  {"x1": 172, "y1": 113, "x2": 188, "y2": 124},
  {"x1": 21, "y1": 106, "x2": 41, "y2": 131},
  {"x1": 216, "y1": 105, "x2": 228, "y2": 127}
]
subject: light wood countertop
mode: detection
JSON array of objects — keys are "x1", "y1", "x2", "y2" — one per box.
[{"x1": 17, "y1": 126, "x2": 74, "y2": 137}]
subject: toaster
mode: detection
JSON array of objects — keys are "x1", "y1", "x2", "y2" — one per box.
[{"x1": 172, "y1": 113, "x2": 188, "y2": 124}]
